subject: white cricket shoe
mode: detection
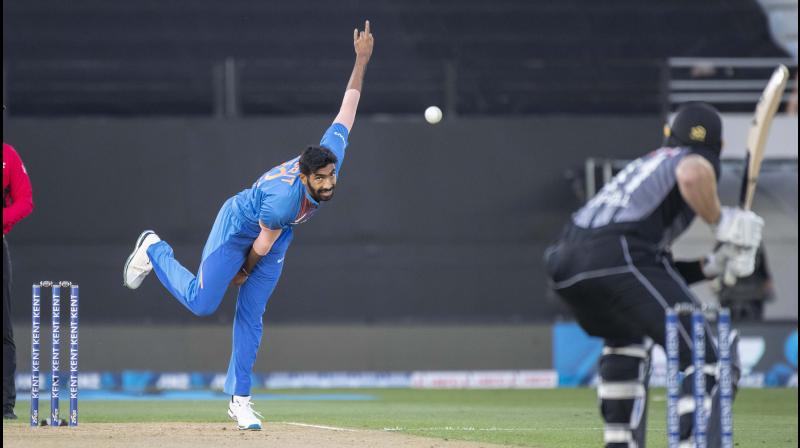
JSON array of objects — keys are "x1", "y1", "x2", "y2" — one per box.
[
  {"x1": 122, "y1": 230, "x2": 161, "y2": 289},
  {"x1": 227, "y1": 395, "x2": 263, "y2": 430}
]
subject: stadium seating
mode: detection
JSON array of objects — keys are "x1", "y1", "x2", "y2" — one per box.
[{"x1": 3, "y1": 0, "x2": 787, "y2": 115}]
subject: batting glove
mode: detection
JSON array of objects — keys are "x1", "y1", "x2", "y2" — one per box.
[{"x1": 715, "y1": 206, "x2": 764, "y2": 248}]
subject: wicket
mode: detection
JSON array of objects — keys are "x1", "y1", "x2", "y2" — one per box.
[
  {"x1": 31, "y1": 281, "x2": 79, "y2": 427},
  {"x1": 666, "y1": 304, "x2": 733, "y2": 448}
]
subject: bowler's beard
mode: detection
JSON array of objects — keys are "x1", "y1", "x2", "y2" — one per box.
[{"x1": 309, "y1": 184, "x2": 335, "y2": 202}]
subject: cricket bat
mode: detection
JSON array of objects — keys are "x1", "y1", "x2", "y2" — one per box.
[
  {"x1": 739, "y1": 65, "x2": 790, "y2": 210},
  {"x1": 714, "y1": 65, "x2": 789, "y2": 289}
]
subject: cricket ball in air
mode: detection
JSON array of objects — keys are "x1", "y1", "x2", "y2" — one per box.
[{"x1": 425, "y1": 106, "x2": 443, "y2": 124}]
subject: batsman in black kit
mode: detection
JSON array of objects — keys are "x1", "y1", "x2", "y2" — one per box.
[{"x1": 545, "y1": 103, "x2": 764, "y2": 448}]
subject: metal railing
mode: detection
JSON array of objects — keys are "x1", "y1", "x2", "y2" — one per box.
[{"x1": 666, "y1": 57, "x2": 797, "y2": 111}]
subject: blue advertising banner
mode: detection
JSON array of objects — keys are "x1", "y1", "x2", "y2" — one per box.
[
  {"x1": 553, "y1": 321, "x2": 798, "y2": 388},
  {"x1": 552, "y1": 323, "x2": 604, "y2": 387}
]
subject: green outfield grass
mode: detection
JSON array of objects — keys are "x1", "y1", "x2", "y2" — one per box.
[{"x1": 7, "y1": 388, "x2": 797, "y2": 447}]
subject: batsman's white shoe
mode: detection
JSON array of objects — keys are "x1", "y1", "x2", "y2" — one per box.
[
  {"x1": 123, "y1": 230, "x2": 161, "y2": 290},
  {"x1": 227, "y1": 395, "x2": 263, "y2": 430}
]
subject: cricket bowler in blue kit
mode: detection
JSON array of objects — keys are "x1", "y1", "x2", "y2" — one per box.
[{"x1": 122, "y1": 21, "x2": 374, "y2": 430}]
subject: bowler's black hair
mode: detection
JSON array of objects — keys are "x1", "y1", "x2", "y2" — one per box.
[{"x1": 299, "y1": 145, "x2": 338, "y2": 176}]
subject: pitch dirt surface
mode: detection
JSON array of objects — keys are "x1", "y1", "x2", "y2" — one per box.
[{"x1": 3, "y1": 422, "x2": 510, "y2": 448}]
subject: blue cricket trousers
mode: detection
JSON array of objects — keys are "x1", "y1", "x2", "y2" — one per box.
[{"x1": 147, "y1": 197, "x2": 293, "y2": 395}]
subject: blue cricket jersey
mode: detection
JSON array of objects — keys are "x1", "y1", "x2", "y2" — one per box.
[{"x1": 231, "y1": 123, "x2": 348, "y2": 232}]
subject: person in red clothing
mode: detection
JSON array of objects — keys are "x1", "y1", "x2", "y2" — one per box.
[{"x1": 3, "y1": 142, "x2": 34, "y2": 420}]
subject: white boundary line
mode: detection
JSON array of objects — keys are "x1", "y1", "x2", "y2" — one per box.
[
  {"x1": 383, "y1": 426, "x2": 605, "y2": 432},
  {"x1": 283, "y1": 423, "x2": 790, "y2": 435},
  {"x1": 284, "y1": 422, "x2": 607, "y2": 433},
  {"x1": 282, "y1": 422, "x2": 361, "y2": 432}
]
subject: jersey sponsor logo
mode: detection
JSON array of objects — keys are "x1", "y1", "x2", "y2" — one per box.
[
  {"x1": 334, "y1": 131, "x2": 346, "y2": 145},
  {"x1": 276, "y1": 257, "x2": 285, "y2": 264}
]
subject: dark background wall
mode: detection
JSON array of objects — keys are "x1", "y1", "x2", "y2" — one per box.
[
  {"x1": 10, "y1": 324, "x2": 556, "y2": 371},
  {"x1": 4, "y1": 116, "x2": 662, "y2": 324}
]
